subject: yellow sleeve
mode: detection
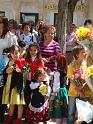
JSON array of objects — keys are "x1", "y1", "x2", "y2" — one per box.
[{"x1": 67, "y1": 64, "x2": 74, "y2": 79}]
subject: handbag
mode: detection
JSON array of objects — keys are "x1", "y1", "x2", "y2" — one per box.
[{"x1": 76, "y1": 98, "x2": 93, "y2": 123}]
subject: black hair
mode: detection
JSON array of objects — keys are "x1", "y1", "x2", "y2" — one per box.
[
  {"x1": 18, "y1": 41, "x2": 26, "y2": 48},
  {"x1": 22, "y1": 22, "x2": 29, "y2": 30},
  {"x1": 26, "y1": 42, "x2": 41, "y2": 60},
  {"x1": 84, "y1": 19, "x2": 93, "y2": 26},
  {"x1": 8, "y1": 19, "x2": 18, "y2": 30}
]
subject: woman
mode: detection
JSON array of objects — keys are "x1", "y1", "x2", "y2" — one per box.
[
  {"x1": 5, "y1": 19, "x2": 18, "y2": 49},
  {"x1": 0, "y1": 18, "x2": 9, "y2": 122},
  {"x1": 39, "y1": 25, "x2": 61, "y2": 72}
]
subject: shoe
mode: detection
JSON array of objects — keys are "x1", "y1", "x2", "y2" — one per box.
[
  {"x1": 14, "y1": 118, "x2": 22, "y2": 124},
  {"x1": 3, "y1": 115, "x2": 13, "y2": 124}
]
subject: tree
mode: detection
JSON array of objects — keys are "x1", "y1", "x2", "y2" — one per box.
[{"x1": 57, "y1": 0, "x2": 79, "y2": 52}]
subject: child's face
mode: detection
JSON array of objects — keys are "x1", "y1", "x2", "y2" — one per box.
[
  {"x1": 38, "y1": 74, "x2": 45, "y2": 82},
  {"x1": 29, "y1": 46, "x2": 38, "y2": 57},
  {"x1": 11, "y1": 51, "x2": 19, "y2": 60},
  {"x1": 77, "y1": 50, "x2": 86, "y2": 61}
]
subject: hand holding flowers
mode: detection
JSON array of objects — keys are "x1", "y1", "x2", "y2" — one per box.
[
  {"x1": 72, "y1": 69, "x2": 85, "y2": 97},
  {"x1": 72, "y1": 69, "x2": 85, "y2": 87},
  {"x1": 14, "y1": 59, "x2": 29, "y2": 74}
]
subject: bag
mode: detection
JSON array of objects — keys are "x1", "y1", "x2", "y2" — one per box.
[{"x1": 76, "y1": 98, "x2": 93, "y2": 123}]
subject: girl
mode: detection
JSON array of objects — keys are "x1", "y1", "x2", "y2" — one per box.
[
  {"x1": 24, "y1": 42, "x2": 44, "y2": 105},
  {"x1": 49, "y1": 55, "x2": 68, "y2": 124},
  {"x1": 26, "y1": 42, "x2": 44, "y2": 80},
  {"x1": 67, "y1": 45, "x2": 87, "y2": 124},
  {"x1": 2, "y1": 45, "x2": 27, "y2": 124},
  {"x1": 26, "y1": 68, "x2": 50, "y2": 124}
]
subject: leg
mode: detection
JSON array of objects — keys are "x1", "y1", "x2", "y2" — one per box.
[
  {"x1": 0, "y1": 87, "x2": 6, "y2": 122},
  {"x1": 17, "y1": 104, "x2": 23, "y2": 119},
  {"x1": 67, "y1": 96, "x2": 76, "y2": 124},
  {"x1": 14, "y1": 104, "x2": 23, "y2": 124},
  {"x1": 56, "y1": 118, "x2": 62, "y2": 124},
  {"x1": 3, "y1": 105, "x2": 15, "y2": 124},
  {"x1": 8, "y1": 105, "x2": 15, "y2": 116}
]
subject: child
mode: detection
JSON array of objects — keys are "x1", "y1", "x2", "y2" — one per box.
[
  {"x1": 26, "y1": 42, "x2": 44, "y2": 80},
  {"x1": 0, "y1": 48, "x2": 10, "y2": 122},
  {"x1": 49, "y1": 55, "x2": 68, "y2": 124},
  {"x1": 24, "y1": 42, "x2": 44, "y2": 105},
  {"x1": 26, "y1": 68, "x2": 50, "y2": 124},
  {"x1": 2, "y1": 45, "x2": 28, "y2": 124},
  {"x1": 18, "y1": 40, "x2": 26, "y2": 59},
  {"x1": 67, "y1": 45, "x2": 86, "y2": 124}
]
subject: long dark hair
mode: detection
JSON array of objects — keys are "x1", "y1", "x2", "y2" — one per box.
[{"x1": 26, "y1": 42, "x2": 41, "y2": 61}]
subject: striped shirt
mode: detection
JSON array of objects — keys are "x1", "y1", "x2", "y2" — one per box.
[{"x1": 39, "y1": 40, "x2": 61, "y2": 71}]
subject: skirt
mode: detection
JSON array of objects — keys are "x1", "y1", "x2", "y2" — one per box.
[
  {"x1": 49, "y1": 86, "x2": 68, "y2": 118},
  {"x1": 26, "y1": 99, "x2": 49, "y2": 123}
]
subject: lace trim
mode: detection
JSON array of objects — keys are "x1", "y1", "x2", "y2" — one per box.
[{"x1": 29, "y1": 100, "x2": 48, "y2": 112}]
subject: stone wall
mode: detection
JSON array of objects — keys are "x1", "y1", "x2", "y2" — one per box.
[{"x1": 0, "y1": 0, "x2": 92, "y2": 26}]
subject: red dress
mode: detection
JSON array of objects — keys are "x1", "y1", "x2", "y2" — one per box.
[
  {"x1": 25, "y1": 57, "x2": 44, "y2": 104},
  {"x1": 26, "y1": 80, "x2": 49, "y2": 123},
  {"x1": 27, "y1": 57, "x2": 44, "y2": 80}
]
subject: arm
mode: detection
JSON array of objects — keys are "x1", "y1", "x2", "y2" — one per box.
[
  {"x1": 52, "y1": 71, "x2": 60, "y2": 96},
  {"x1": 38, "y1": 59, "x2": 44, "y2": 68},
  {"x1": 29, "y1": 81, "x2": 39, "y2": 90}
]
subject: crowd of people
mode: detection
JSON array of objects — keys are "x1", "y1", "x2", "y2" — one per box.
[{"x1": 0, "y1": 15, "x2": 93, "y2": 124}]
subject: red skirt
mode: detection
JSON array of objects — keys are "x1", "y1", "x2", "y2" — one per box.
[{"x1": 26, "y1": 100, "x2": 49, "y2": 123}]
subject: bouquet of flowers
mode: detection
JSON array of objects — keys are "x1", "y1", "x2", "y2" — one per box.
[
  {"x1": 77, "y1": 27, "x2": 90, "y2": 40},
  {"x1": 85, "y1": 65, "x2": 93, "y2": 92},
  {"x1": 77, "y1": 27, "x2": 93, "y2": 48},
  {"x1": 39, "y1": 83, "x2": 48, "y2": 96},
  {"x1": 14, "y1": 59, "x2": 29, "y2": 74},
  {"x1": 72, "y1": 69, "x2": 85, "y2": 87}
]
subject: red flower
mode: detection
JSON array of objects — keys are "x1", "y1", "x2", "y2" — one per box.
[
  {"x1": 14, "y1": 59, "x2": 26, "y2": 69},
  {"x1": 88, "y1": 31, "x2": 93, "y2": 40}
]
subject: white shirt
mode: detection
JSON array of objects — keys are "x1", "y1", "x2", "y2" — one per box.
[
  {"x1": 66, "y1": 31, "x2": 77, "y2": 51},
  {"x1": 20, "y1": 32, "x2": 37, "y2": 48},
  {"x1": 5, "y1": 31, "x2": 18, "y2": 49},
  {"x1": 53, "y1": 71, "x2": 60, "y2": 93}
]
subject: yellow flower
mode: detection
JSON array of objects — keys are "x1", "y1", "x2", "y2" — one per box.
[
  {"x1": 39, "y1": 84, "x2": 48, "y2": 96},
  {"x1": 77, "y1": 27, "x2": 90, "y2": 40},
  {"x1": 86, "y1": 65, "x2": 93, "y2": 76}
]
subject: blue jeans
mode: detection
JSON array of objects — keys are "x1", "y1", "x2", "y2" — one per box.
[{"x1": 67, "y1": 96, "x2": 76, "y2": 124}]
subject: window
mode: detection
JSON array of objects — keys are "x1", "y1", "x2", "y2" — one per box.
[
  {"x1": 0, "y1": 11, "x2": 5, "y2": 17},
  {"x1": 54, "y1": 13, "x2": 58, "y2": 27},
  {"x1": 20, "y1": 13, "x2": 38, "y2": 23}
]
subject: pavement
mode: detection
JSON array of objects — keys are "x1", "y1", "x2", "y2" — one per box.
[{"x1": 0, "y1": 119, "x2": 67, "y2": 124}]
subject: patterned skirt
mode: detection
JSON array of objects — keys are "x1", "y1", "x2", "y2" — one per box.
[
  {"x1": 26, "y1": 99, "x2": 49, "y2": 123},
  {"x1": 49, "y1": 86, "x2": 68, "y2": 118}
]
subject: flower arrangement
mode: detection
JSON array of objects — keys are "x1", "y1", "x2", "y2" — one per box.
[
  {"x1": 85, "y1": 65, "x2": 93, "y2": 77},
  {"x1": 39, "y1": 83, "x2": 48, "y2": 96},
  {"x1": 85, "y1": 65, "x2": 93, "y2": 92},
  {"x1": 77, "y1": 27, "x2": 93, "y2": 50},
  {"x1": 77, "y1": 27, "x2": 90, "y2": 40},
  {"x1": 14, "y1": 59, "x2": 29, "y2": 73},
  {"x1": 72, "y1": 69, "x2": 85, "y2": 86}
]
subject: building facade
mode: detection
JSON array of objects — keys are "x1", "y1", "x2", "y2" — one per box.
[{"x1": 0, "y1": 0, "x2": 93, "y2": 26}]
